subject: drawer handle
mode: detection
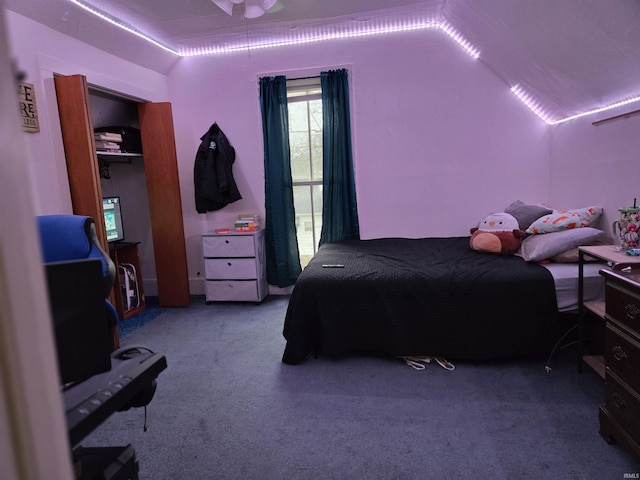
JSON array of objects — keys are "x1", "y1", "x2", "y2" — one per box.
[
  {"x1": 225, "y1": 240, "x2": 230, "y2": 244},
  {"x1": 612, "y1": 345, "x2": 628, "y2": 361},
  {"x1": 625, "y1": 303, "x2": 640, "y2": 320},
  {"x1": 612, "y1": 392, "x2": 627, "y2": 410},
  {"x1": 227, "y1": 262, "x2": 232, "y2": 266}
]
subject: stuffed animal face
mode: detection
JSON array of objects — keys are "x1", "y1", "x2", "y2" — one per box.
[
  {"x1": 476, "y1": 212, "x2": 520, "y2": 232},
  {"x1": 470, "y1": 212, "x2": 525, "y2": 254}
]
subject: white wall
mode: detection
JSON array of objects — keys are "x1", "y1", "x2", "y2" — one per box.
[
  {"x1": 0, "y1": 6, "x2": 73, "y2": 478},
  {"x1": 548, "y1": 112, "x2": 640, "y2": 241},
  {"x1": 168, "y1": 29, "x2": 550, "y2": 289},
  {"x1": 5, "y1": 10, "x2": 169, "y2": 217},
  {"x1": 13, "y1": 9, "x2": 638, "y2": 297}
]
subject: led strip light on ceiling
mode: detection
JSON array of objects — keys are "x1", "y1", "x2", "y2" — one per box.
[
  {"x1": 68, "y1": 0, "x2": 478, "y2": 58},
  {"x1": 68, "y1": 0, "x2": 639, "y2": 125},
  {"x1": 511, "y1": 85, "x2": 640, "y2": 125},
  {"x1": 184, "y1": 19, "x2": 444, "y2": 56},
  {"x1": 68, "y1": 0, "x2": 177, "y2": 54},
  {"x1": 187, "y1": 20, "x2": 481, "y2": 58}
]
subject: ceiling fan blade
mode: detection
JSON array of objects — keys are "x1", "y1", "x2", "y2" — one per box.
[
  {"x1": 243, "y1": 0, "x2": 264, "y2": 19},
  {"x1": 213, "y1": 0, "x2": 277, "y2": 19},
  {"x1": 262, "y1": 0, "x2": 277, "y2": 10},
  {"x1": 211, "y1": 0, "x2": 234, "y2": 16},
  {"x1": 243, "y1": 0, "x2": 277, "y2": 18}
]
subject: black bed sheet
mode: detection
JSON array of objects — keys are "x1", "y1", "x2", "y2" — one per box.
[{"x1": 282, "y1": 237, "x2": 558, "y2": 364}]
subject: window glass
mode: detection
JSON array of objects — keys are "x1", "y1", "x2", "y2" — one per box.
[{"x1": 287, "y1": 78, "x2": 323, "y2": 267}]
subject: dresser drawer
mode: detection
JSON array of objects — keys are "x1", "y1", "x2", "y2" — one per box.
[
  {"x1": 604, "y1": 370, "x2": 640, "y2": 444},
  {"x1": 606, "y1": 283, "x2": 640, "y2": 333},
  {"x1": 606, "y1": 323, "x2": 640, "y2": 391},
  {"x1": 202, "y1": 235, "x2": 255, "y2": 258},
  {"x1": 205, "y1": 258, "x2": 257, "y2": 279},
  {"x1": 205, "y1": 280, "x2": 261, "y2": 302}
]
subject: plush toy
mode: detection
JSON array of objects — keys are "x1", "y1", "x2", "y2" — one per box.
[{"x1": 470, "y1": 212, "x2": 526, "y2": 254}]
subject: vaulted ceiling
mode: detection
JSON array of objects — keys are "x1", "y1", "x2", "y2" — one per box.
[{"x1": 5, "y1": 0, "x2": 640, "y2": 123}]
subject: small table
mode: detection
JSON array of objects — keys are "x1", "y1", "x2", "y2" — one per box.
[{"x1": 578, "y1": 245, "x2": 640, "y2": 374}]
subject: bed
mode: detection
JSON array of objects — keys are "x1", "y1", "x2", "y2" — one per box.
[
  {"x1": 542, "y1": 262, "x2": 604, "y2": 312},
  {"x1": 281, "y1": 236, "x2": 604, "y2": 365}
]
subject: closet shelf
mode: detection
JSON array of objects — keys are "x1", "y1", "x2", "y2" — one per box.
[
  {"x1": 96, "y1": 151, "x2": 143, "y2": 163},
  {"x1": 96, "y1": 151, "x2": 142, "y2": 158}
]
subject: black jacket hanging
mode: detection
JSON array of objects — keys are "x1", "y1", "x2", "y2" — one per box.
[{"x1": 194, "y1": 123, "x2": 242, "y2": 213}]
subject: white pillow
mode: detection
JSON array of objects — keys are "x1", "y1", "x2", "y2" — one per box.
[{"x1": 517, "y1": 227, "x2": 605, "y2": 262}]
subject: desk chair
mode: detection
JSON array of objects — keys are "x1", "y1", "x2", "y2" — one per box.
[{"x1": 36, "y1": 215, "x2": 119, "y2": 345}]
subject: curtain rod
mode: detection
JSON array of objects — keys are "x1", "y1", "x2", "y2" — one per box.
[{"x1": 592, "y1": 107, "x2": 640, "y2": 126}]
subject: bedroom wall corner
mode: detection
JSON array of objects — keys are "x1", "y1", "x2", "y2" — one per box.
[
  {"x1": 5, "y1": 10, "x2": 171, "y2": 216},
  {"x1": 548, "y1": 109, "x2": 640, "y2": 241}
]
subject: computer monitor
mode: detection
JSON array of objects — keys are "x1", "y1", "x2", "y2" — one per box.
[{"x1": 102, "y1": 196, "x2": 125, "y2": 243}]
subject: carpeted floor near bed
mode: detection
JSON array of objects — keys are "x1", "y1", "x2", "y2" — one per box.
[{"x1": 83, "y1": 295, "x2": 637, "y2": 479}]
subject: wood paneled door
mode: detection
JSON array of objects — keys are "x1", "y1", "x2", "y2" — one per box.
[
  {"x1": 139, "y1": 102, "x2": 190, "y2": 306},
  {"x1": 54, "y1": 74, "x2": 108, "y2": 250}
]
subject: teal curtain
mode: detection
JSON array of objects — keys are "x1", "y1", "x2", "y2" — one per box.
[
  {"x1": 259, "y1": 76, "x2": 302, "y2": 287},
  {"x1": 319, "y1": 69, "x2": 360, "y2": 246}
]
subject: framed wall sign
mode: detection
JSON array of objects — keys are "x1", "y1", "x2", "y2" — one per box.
[{"x1": 18, "y1": 81, "x2": 39, "y2": 133}]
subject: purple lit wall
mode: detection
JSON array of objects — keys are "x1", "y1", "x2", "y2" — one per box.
[
  {"x1": 168, "y1": 28, "x2": 548, "y2": 246},
  {"x1": 7, "y1": 9, "x2": 639, "y2": 293}
]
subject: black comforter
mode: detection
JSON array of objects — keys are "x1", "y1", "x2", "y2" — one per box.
[{"x1": 282, "y1": 237, "x2": 558, "y2": 364}]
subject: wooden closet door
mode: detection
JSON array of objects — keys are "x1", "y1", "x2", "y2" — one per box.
[
  {"x1": 53, "y1": 75, "x2": 108, "y2": 249},
  {"x1": 138, "y1": 102, "x2": 190, "y2": 307}
]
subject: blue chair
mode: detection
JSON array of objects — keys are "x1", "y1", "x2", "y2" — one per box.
[
  {"x1": 36, "y1": 215, "x2": 119, "y2": 339},
  {"x1": 38, "y1": 215, "x2": 162, "y2": 410}
]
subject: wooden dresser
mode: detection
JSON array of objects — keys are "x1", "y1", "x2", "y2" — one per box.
[{"x1": 599, "y1": 263, "x2": 640, "y2": 461}]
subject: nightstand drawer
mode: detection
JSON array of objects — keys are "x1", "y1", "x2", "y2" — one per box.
[
  {"x1": 205, "y1": 258, "x2": 257, "y2": 279},
  {"x1": 205, "y1": 280, "x2": 260, "y2": 302},
  {"x1": 606, "y1": 283, "x2": 640, "y2": 333},
  {"x1": 202, "y1": 235, "x2": 255, "y2": 258},
  {"x1": 606, "y1": 323, "x2": 640, "y2": 391},
  {"x1": 605, "y1": 370, "x2": 640, "y2": 444}
]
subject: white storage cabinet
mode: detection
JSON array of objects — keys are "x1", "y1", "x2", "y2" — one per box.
[{"x1": 202, "y1": 230, "x2": 268, "y2": 302}]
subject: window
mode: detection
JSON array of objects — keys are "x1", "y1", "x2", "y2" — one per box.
[
  {"x1": 287, "y1": 78, "x2": 322, "y2": 267},
  {"x1": 260, "y1": 70, "x2": 357, "y2": 287}
]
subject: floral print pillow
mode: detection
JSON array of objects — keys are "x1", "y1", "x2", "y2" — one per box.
[{"x1": 526, "y1": 206, "x2": 603, "y2": 234}]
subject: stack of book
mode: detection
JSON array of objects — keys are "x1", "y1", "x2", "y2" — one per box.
[
  {"x1": 235, "y1": 214, "x2": 260, "y2": 232},
  {"x1": 94, "y1": 131, "x2": 123, "y2": 153}
]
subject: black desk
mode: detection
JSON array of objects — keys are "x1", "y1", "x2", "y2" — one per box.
[{"x1": 64, "y1": 350, "x2": 167, "y2": 447}]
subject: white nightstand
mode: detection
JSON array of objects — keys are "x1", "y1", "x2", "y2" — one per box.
[{"x1": 201, "y1": 229, "x2": 268, "y2": 302}]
